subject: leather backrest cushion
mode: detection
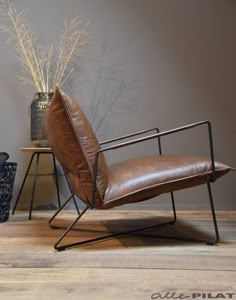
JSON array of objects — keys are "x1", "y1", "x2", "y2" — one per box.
[{"x1": 43, "y1": 87, "x2": 108, "y2": 207}]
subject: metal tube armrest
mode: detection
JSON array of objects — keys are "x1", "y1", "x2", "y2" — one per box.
[
  {"x1": 100, "y1": 127, "x2": 159, "y2": 145},
  {"x1": 100, "y1": 127, "x2": 162, "y2": 155}
]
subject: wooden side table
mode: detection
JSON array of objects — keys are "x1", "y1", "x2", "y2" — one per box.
[{"x1": 12, "y1": 147, "x2": 61, "y2": 220}]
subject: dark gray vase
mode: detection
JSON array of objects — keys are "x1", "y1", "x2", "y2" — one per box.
[{"x1": 30, "y1": 92, "x2": 53, "y2": 147}]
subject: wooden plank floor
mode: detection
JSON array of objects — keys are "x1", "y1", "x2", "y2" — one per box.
[{"x1": 0, "y1": 210, "x2": 235, "y2": 299}]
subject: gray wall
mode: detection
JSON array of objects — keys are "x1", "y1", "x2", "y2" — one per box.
[{"x1": 0, "y1": 0, "x2": 235, "y2": 210}]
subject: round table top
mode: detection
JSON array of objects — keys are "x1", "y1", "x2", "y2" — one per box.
[{"x1": 20, "y1": 147, "x2": 52, "y2": 152}]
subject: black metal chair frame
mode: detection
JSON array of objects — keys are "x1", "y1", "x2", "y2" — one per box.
[{"x1": 49, "y1": 120, "x2": 219, "y2": 251}]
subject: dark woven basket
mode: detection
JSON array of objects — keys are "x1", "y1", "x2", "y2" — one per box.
[{"x1": 0, "y1": 161, "x2": 17, "y2": 223}]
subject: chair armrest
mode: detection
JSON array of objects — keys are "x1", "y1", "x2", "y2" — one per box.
[
  {"x1": 91, "y1": 120, "x2": 216, "y2": 208},
  {"x1": 100, "y1": 127, "x2": 162, "y2": 155},
  {"x1": 99, "y1": 121, "x2": 214, "y2": 161},
  {"x1": 100, "y1": 127, "x2": 160, "y2": 145}
]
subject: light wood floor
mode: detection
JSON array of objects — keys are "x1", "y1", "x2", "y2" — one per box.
[{"x1": 0, "y1": 210, "x2": 235, "y2": 299}]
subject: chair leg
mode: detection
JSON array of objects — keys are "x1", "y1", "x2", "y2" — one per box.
[
  {"x1": 134, "y1": 183, "x2": 220, "y2": 246},
  {"x1": 49, "y1": 194, "x2": 78, "y2": 229},
  {"x1": 52, "y1": 209, "x2": 176, "y2": 251},
  {"x1": 207, "y1": 182, "x2": 220, "y2": 244},
  {"x1": 49, "y1": 194, "x2": 177, "y2": 251},
  {"x1": 49, "y1": 183, "x2": 220, "y2": 251},
  {"x1": 170, "y1": 192, "x2": 177, "y2": 224},
  {"x1": 62, "y1": 168, "x2": 80, "y2": 214}
]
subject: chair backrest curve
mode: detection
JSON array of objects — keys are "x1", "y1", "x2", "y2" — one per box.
[{"x1": 43, "y1": 87, "x2": 108, "y2": 208}]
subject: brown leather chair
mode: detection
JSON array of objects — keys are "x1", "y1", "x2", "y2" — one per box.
[{"x1": 43, "y1": 87, "x2": 232, "y2": 251}]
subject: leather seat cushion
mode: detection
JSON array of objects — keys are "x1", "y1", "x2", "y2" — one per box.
[{"x1": 103, "y1": 154, "x2": 231, "y2": 209}]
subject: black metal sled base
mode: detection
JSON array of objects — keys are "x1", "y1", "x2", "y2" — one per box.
[{"x1": 49, "y1": 183, "x2": 219, "y2": 251}]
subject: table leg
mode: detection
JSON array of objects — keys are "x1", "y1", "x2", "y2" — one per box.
[
  {"x1": 52, "y1": 153, "x2": 61, "y2": 208},
  {"x1": 12, "y1": 152, "x2": 37, "y2": 215},
  {"x1": 29, "y1": 153, "x2": 40, "y2": 220}
]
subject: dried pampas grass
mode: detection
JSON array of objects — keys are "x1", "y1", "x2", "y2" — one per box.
[{"x1": 0, "y1": 0, "x2": 89, "y2": 93}]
